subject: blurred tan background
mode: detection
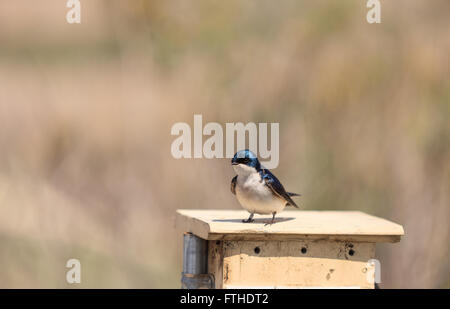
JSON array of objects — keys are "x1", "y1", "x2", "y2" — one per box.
[{"x1": 0, "y1": 0, "x2": 449, "y2": 288}]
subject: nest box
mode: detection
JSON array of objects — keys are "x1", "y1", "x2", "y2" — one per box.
[{"x1": 176, "y1": 209, "x2": 404, "y2": 289}]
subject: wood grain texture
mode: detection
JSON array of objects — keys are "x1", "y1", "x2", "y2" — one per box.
[
  {"x1": 222, "y1": 240, "x2": 376, "y2": 288},
  {"x1": 176, "y1": 209, "x2": 404, "y2": 243},
  {"x1": 207, "y1": 240, "x2": 223, "y2": 289}
]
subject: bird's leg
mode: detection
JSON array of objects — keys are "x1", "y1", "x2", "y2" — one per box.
[
  {"x1": 242, "y1": 213, "x2": 254, "y2": 223},
  {"x1": 264, "y1": 212, "x2": 277, "y2": 226}
]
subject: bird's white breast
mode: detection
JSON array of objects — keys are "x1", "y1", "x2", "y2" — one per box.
[{"x1": 235, "y1": 171, "x2": 286, "y2": 215}]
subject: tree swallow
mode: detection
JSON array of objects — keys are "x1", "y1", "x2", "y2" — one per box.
[{"x1": 230, "y1": 150, "x2": 301, "y2": 224}]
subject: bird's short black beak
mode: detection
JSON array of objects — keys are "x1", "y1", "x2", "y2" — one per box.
[{"x1": 231, "y1": 162, "x2": 239, "y2": 165}]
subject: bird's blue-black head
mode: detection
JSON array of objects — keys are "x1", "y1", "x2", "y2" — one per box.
[{"x1": 231, "y1": 149, "x2": 261, "y2": 171}]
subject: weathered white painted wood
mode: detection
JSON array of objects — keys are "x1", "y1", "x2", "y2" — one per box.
[
  {"x1": 221, "y1": 240, "x2": 376, "y2": 289},
  {"x1": 176, "y1": 209, "x2": 404, "y2": 243}
]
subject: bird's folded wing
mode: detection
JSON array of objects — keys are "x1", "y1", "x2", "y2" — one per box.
[{"x1": 261, "y1": 169, "x2": 299, "y2": 208}]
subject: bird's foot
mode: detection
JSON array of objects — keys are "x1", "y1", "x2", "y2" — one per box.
[
  {"x1": 242, "y1": 213, "x2": 254, "y2": 223},
  {"x1": 264, "y1": 212, "x2": 277, "y2": 226}
]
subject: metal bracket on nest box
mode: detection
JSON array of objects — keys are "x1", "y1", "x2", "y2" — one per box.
[
  {"x1": 181, "y1": 232, "x2": 214, "y2": 289},
  {"x1": 181, "y1": 273, "x2": 215, "y2": 289}
]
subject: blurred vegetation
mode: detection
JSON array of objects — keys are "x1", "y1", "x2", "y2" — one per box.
[{"x1": 0, "y1": 0, "x2": 449, "y2": 288}]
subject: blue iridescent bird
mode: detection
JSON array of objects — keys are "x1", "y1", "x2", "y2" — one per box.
[{"x1": 231, "y1": 150, "x2": 301, "y2": 224}]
